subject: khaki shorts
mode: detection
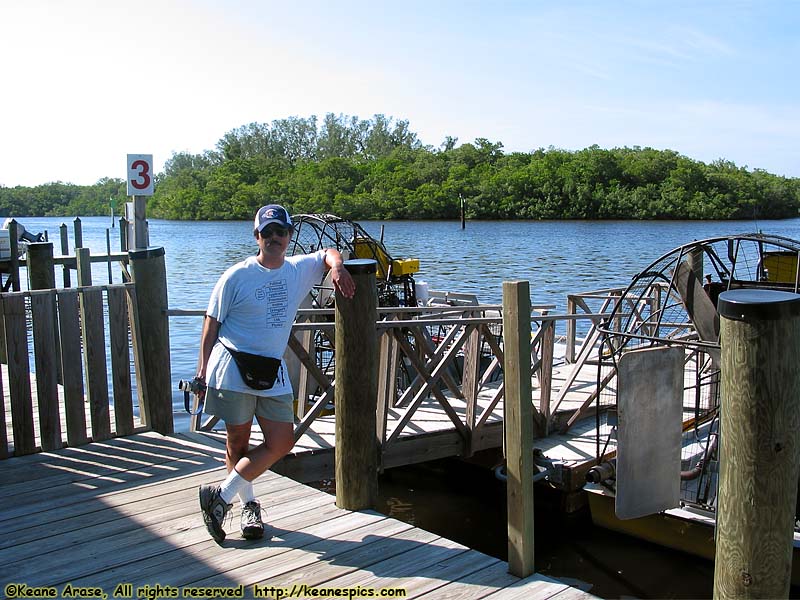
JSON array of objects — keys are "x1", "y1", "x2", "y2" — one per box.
[{"x1": 204, "y1": 388, "x2": 294, "y2": 425}]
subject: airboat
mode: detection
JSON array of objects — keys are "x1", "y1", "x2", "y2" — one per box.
[
  {"x1": 581, "y1": 232, "x2": 800, "y2": 580},
  {"x1": 283, "y1": 214, "x2": 493, "y2": 418},
  {"x1": 287, "y1": 214, "x2": 421, "y2": 307}
]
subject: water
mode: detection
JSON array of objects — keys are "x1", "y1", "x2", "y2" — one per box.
[
  {"x1": 372, "y1": 458, "x2": 720, "y2": 599},
  {"x1": 10, "y1": 215, "x2": 800, "y2": 598},
  {"x1": 14, "y1": 215, "x2": 800, "y2": 430}
]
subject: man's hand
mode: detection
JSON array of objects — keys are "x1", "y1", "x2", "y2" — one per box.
[
  {"x1": 192, "y1": 374, "x2": 207, "y2": 401},
  {"x1": 331, "y1": 264, "x2": 356, "y2": 299}
]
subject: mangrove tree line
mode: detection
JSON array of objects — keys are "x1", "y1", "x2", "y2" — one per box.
[{"x1": 2, "y1": 113, "x2": 799, "y2": 220}]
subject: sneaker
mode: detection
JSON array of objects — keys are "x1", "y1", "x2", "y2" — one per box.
[
  {"x1": 240, "y1": 500, "x2": 265, "y2": 540},
  {"x1": 199, "y1": 484, "x2": 232, "y2": 543}
]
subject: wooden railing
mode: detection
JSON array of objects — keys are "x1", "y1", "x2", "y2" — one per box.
[
  {"x1": 0, "y1": 283, "x2": 147, "y2": 458},
  {"x1": 564, "y1": 286, "x2": 625, "y2": 363},
  {"x1": 186, "y1": 301, "x2": 607, "y2": 450}
]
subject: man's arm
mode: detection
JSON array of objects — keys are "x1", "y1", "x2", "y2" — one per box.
[
  {"x1": 195, "y1": 315, "x2": 221, "y2": 396},
  {"x1": 323, "y1": 249, "x2": 356, "y2": 299}
]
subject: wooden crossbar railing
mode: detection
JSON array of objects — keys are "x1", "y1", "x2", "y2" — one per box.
[
  {"x1": 186, "y1": 302, "x2": 606, "y2": 457},
  {"x1": 0, "y1": 283, "x2": 146, "y2": 458}
]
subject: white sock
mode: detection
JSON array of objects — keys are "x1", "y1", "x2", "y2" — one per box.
[
  {"x1": 239, "y1": 481, "x2": 257, "y2": 504},
  {"x1": 219, "y1": 470, "x2": 249, "y2": 504}
]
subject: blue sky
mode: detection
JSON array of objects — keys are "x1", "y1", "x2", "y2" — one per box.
[{"x1": 1, "y1": 0, "x2": 798, "y2": 187}]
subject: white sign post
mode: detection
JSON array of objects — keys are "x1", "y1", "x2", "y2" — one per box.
[{"x1": 126, "y1": 154, "x2": 153, "y2": 249}]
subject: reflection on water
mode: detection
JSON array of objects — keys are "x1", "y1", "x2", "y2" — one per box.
[{"x1": 383, "y1": 497, "x2": 416, "y2": 524}]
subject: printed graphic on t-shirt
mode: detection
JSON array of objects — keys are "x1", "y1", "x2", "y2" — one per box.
[{"x1": 255, "y1": 278, "x2": 289, "y2": 328}]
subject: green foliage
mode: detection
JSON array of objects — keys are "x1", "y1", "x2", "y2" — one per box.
[
  {"x1": 3, "y1": 114, "x2": 799, "y2": 220},
  {"x1": 0, "y1": 178, "x2": 126, "y2": 218}
]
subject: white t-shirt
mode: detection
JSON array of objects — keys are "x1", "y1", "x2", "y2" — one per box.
[{"x1": 205, "y1": 250, "x2": 326, "y2": 396}]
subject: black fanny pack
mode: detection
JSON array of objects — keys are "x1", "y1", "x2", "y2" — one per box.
[{"x1": 222, "y1": 343, "x2": 283, "y2": 390}]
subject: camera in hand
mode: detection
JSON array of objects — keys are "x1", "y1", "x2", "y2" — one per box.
[
  {"x1": 179, "y1": 377, "x2": 207, "y2": 416},
  {"x1": 178, "y1": 377, "x2": 207, "y2": 395}
]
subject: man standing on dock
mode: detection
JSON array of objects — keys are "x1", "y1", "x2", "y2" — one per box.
[{"x1": 196, "y1": 204, "x2": 355, "y2": 543}]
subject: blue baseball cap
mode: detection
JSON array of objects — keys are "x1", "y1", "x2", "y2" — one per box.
[{"x1": 254, "y1": 204, "x2": 293, "y2": 232}]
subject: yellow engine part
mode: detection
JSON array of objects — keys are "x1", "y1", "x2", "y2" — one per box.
[
  {"x1": 352, "y1": 238, "x2": 419, "y2": 279},
  {"x1": 763, "y1": 251, "x2": 799, "y2": 283},
  {"x1": 353, "y1": 238, "x2": 391, "y2": 278},
  {"x1": 391, "y1": 258, "x2": 420, "y2": 276}
]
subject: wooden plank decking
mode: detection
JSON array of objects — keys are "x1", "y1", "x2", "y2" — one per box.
[{"x1": 0, "y1": 431, "x2": 595, "y2": 600}]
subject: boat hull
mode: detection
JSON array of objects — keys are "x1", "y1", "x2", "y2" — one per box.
[{"x1": 585, "y1": 485, "x2": 800, "y2": 586}]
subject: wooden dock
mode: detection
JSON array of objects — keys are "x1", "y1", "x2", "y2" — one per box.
[
  {"x1": 1, "y1": 260, "x2": 615, "y2": 494},
  {"x1": 0, "y1": 431, "x2": 595, "y2": 600},
  {"x1": 0, "y1": 256, "x2": 615, "y2": 598},
  {"x1": 185, "y1": 354, "x2": 604, "y2": 488}
]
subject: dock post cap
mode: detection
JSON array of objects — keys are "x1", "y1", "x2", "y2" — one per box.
[
  {"x1": 717, "y1": 289, "x2": 800, "y2": 321},
  {"x1": 343, "y1": 258, "x2": 377, "y2": 275},
  {"x1": 128, "y1": 246, "x2": 165, "y2": 259}
]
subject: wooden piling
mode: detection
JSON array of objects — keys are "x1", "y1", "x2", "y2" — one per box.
[
  {"x1": 119, "y1": 217, "x2": 129, "y2": 252},
  {"x1": 26, "y1": 242, "x2": 56, "y2": 290},
  {"x1": 502, "y1": 280, "x2": 535, "y2": 578},
  {"x1": 7, "y1": 219, "x2": 21, "y2": 292},
  {"x1": 129, "y1": 246, "x2": 173, "y2": 435},
  {"x1": 76, "y1": 247, "x2": 92, "y2": 287},
  {"x1": 133, "y1": 196, "x2": 148, "y2": 249},
  {"x1": 119, "y1": 218, "x2": 131, "y2": 282},
  {"x1": 27, "y1": 242, "x2": 64, "y2": 386},
  {"x1": 59, "y1": 224, "x2": 71, "y2": 287},
  {"x1": 73, "y1": 217, "x2": 83, "y2": 249},
  {"x1": 334, "y1": 258, "x2": 379, "y2": 511},
  {"x1": 714, "y1": 289, "x2": 800, "y2": 599},
  {"x1": 105, "y1": 229, "x2": 113, "y2": 284},
  {"x1": 0, "y1": 220, "x2": 20, "y2": 364}
]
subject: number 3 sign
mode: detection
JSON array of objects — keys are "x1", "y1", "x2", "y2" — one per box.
[{"x1": 127, "y1": 154, "x2": 154, "y2": 196}]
